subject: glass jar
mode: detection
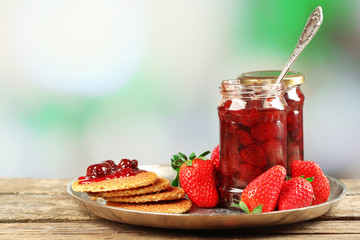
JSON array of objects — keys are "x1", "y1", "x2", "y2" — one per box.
[
  {"x1": 218, "y1": 79, "x2": 287, "y2": 207},
  {"x1": 239, "y1": 71, "x2": 305, "y2": 176}
]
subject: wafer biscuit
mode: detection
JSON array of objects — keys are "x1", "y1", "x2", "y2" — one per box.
[
  {"x1": 71, "y1": 171, "x2": 158, "y2": 192},
  {"x1": 89, "y1": 177, "x2": 170, "y2": 198},
  {"x1": 107, "y1": 199, "x2": 192, "y2": 214},
  {"x1": 105, "y1": 186, "x2": 185, "y2": 203}
]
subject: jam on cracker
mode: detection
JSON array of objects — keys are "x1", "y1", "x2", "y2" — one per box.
[{"x1": 78, "y1": 159, "x2": 145, "y2": 184}]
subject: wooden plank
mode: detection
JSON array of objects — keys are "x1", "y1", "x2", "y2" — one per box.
[
  {"x1": 0, "y1": 178, "x2": 70, "y2": 195},
  {"x1": 322, "y1": 195, "x2": 360, "y2": 219},
  {"x1": 0, "y1": 194, "x2": 95, "y2": 222},
  {"x1": 1, "y1": 235, "x2": 360, "y2": 240},
  {"x1": 341, "y1": 179, "x2": 360, "y2": 195},
  {"x1": 1, "y1": 221, "x2": 360, "y2": 239}
]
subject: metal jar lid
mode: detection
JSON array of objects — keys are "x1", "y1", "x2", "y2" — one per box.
[{"x1": 238, "y1": 70, "x2": 305, "y2": 86}]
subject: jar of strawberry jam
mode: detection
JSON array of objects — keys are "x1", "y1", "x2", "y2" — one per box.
[
  {"x1": 239, "y1": 70, "x2": 305, "y2": 176},
  {"x1": 218, "y1": 78, "x2": 287, "y2": 207}
]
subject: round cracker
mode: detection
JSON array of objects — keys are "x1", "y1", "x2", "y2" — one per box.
[
  {"x1": 107, "y1": 199, "x2": 192, "y2": 214},
  {"x1": 89, "y1": 177, "x2": 170, "y2": 198},
  {"x1": 71, "y1": 171, "x2": 158, "y2": 192},
  {"x1": 105, "y1": 186, "x2": 185, "y2": 203}
]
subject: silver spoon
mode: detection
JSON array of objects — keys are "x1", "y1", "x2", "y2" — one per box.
[{"x1": 276, "y1": 6, "x2": 323, "y2": 84}]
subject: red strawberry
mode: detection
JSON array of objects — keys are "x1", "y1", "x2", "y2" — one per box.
[
  {"x1": 250, "y1": 122, "x2": 278, "y2": 141},
  {"x1": 171, "y1": 151, "x2": 219, "y2": 207},
  {"x1": 210, "y1": 145, "x2": 221, "y2": 187},
  {"x1": 278, "y1": 176, "x2": 314, "y2": 210},
  {"x1": 210, "y1": 145, "x2": 220, "y2": 172},
  {"x1": 287, "y1": 111, "x2": 300, "y2": 132},
  {"x1": 236, "y1": 128, "x2": 254, "y2": 146},
  {"x1": 235, "y1": 163, "x2": 263, "y2": 186},
  {"x1": 291, "y1": 160, "x2": 330, "y2": 205},
  {"x1": 240, "y1": 143, "x2": 266, "y2": 168},
  {"x1": 262, "y1": 139, "x2": 285, "y2": 167},
  {"x1": 236, "y1": 109, "x2": 260, "y2": 127},
  {"x1": 232, "y1": 165, "x2": 286, "y2": 213}
]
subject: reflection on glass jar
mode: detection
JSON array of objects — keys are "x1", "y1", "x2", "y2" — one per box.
[{"x1": 218, "y1": 79, "x2": 287, "y2": 207}]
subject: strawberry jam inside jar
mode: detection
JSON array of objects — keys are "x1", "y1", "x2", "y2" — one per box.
[
  {"x1": 240, "y1": 71, "x2": 305, "y2": 176},
  {"x1": 218, "y1": 78, "x2": 287, "y2": 207}
]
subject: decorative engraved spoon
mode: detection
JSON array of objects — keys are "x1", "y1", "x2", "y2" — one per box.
[{"x1": 276, "y1": 6, "x2": 323, "y2": 84}]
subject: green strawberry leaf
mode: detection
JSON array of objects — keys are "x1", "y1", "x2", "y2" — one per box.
[
  {"x1": 239, "y1": 201, "x2": 250, "y2": 214},
  {"x1": 186, "y1": 159, "x2": 194, "y2": 166},
  {"x1": 170, "y1": 154, "x2": 187, "y2": 187},
  {"x1": 189, "y1": 152, "x2": 196, "y2": 160},
  {"x1": 299, "y1": 175, "x2": 314, "y2": 183},
  {"x1": 231, "y1": 200, "x2": 262, "y2": 214},
  {"x1": 178, "y1": 152, "x2": 188, "y2": 161},
  {"x1": 306, "y1": 177, "x2": 314, "y2": 183},
  {"x1": 252, "y1": 205, "x2": 263, "y2": 214},
  {"x1": 171, "y1": 171, "x2": 180, "y2": 187},
  {"x1": 198, "y1": 150, "x2": 211, "y2": 158},
  {"x1": 230, "y1": 199, "x2": 241, "y2": 208}
]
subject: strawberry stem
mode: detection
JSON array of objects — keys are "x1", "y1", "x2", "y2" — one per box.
[{"x1": 186, "y1": 159, "x2": 194, "y2": 166}]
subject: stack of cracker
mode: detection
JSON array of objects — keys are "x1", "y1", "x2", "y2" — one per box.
[{"x1": 72, "y1": 171, "x2": 192, "y2": 214}]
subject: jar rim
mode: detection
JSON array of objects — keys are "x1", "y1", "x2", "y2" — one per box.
[
  {"x1": 220, "y1": 79, "x2": 285, "y2": 97},
  {"x1": 222, "y1": 78, "x2": 282, "y2": 85},
  {"x1": 238, "y1": 70, "x2": 304, "y2": 86}
]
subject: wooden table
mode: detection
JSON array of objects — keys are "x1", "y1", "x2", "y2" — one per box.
[{"x1": 1, "y1": 178, "x2": 359, "y2": 239}]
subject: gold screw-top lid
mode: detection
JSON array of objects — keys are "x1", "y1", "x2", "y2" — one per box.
[{"x1": 238, "y1": 70, "x2": 305, "y2": 86}]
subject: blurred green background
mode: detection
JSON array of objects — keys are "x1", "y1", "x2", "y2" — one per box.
[{"x1": 0, "y1": 0, "x2": 359, "y2": 178}]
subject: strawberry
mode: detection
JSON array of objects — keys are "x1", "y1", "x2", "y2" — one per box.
[
  {"x1": 287, "y1": 111, "x2": 300, "y2": 132},
  {"x1": 171, "y1": 151, "x2": 219, "y2": 207},
  {"x1": 278, "y1": 176, "x2": 314, "y2": 210},
  {"x1": 236, "y1": 128, "x2": 254, "y2": 146},
  {"x1": 240, "y1": 143, "x2": 266, "y2": 169},
  {"x1": 210, "y1": 145, "x2": 220, "y2": 172},
  {"x1": 232, "y1": 165, "x2": 286, "y2": 213},
  {"x1": 250, "y1": 122, "x2": 278, "y2": 141},
  {"x1": 210, "y1": 145, "x2": 221, "y2": 187},
  {"x1": 235, "y1": 163, "x2": 263, "y2": 186},
  {"x1": 262, "y1": 139, "x2": 285, "y2": 167},
  {"x1": 291, "y1": 160, "x2": 330, "y2": 205},
  {"x1": 229, "y1": 109, "x2": 259, "y2": 127}
]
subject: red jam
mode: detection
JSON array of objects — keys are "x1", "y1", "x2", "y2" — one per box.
[
  {"x1": 218, "y1": 103, "x2": 287, "y2": 205},
  {"x1": 284, "y1": 85, "x2": 304, "y2": 175},
  {"x1": 217, "y1": 79, "x2": 287, "y2": 207},
  {"x1": 78, "y1": 159, "x2": 145, "y2": 184},
  {"x1": 238, "y1": 70, "x2": 305, "y2": 176}
]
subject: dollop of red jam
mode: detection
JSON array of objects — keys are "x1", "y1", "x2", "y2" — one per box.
[{"x1": 78, "y1": 159, "x2": 145, "y2": 184}]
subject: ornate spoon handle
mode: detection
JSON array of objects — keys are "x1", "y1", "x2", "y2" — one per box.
[{"x1": 276, "y1": 6, "x2": 323, "y2": 84}]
